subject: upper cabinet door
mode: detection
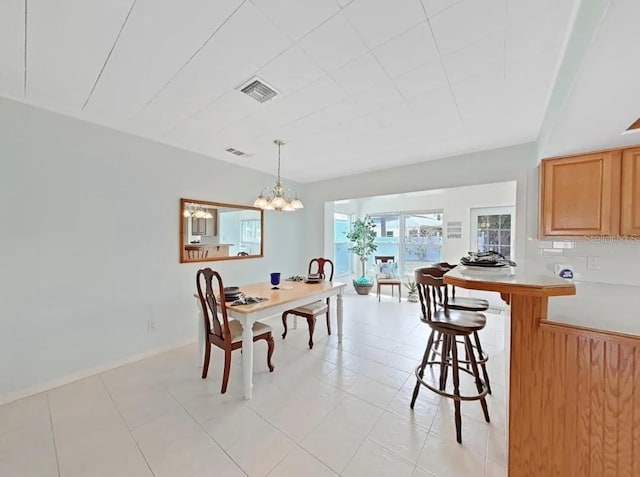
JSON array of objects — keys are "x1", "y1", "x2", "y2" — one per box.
[
  {"x1": 540, "y1": 151, "x2": 622, "y2": 237},
  {"x1": 621, "y1": 148, "x2": 640, "y2": 236}
]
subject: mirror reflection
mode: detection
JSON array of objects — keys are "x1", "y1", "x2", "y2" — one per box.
[{"x1": 180, "y1": 198, "x2": 263, "y2": 263}]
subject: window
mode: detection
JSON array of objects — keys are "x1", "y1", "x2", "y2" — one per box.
[
  {"x1": 403, "y1": 212, "x2": 443, "y2": 272},
  {"x1": 334, "y1": 213, "x2": 351, "y2": 276},
  {"x1": 366, "y1": 212, "x2": 443, "y2": 275},
  {"x1": 241, "y1": 219, "x2": 261, "y2": 243},
  {"x1": 471, "y1": 208, "x2": 513, "y2": 259},
  {"x1": 369, "y1": 214, "x2": 400, "y2": 269}
]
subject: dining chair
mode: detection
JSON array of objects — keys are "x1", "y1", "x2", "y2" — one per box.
[
  {"x1": 196, "y1": 268, "x2": 274, "y2": 393},
  {"x1": 375, "y1": 256, "x2": 402, "y2": 302},
  {"x1": 187, "y1": 248, "x2": 208, "y2": 260},
  {"x1": 281, "y1": 258, "x2": 334, "y2": 349},
  {"x1": 237, "y1": 251, "x2": 249, "y2": 256},
  {"x1": 411, "y1": 266, "x2": 490, "y2": 443}
]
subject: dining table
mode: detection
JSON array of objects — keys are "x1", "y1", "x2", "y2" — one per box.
[{"x1": 194, "y1": 279, "x2": 346, "y2": 399}]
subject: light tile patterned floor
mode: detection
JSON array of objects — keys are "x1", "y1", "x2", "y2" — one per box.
[{"x1": 0, "y1": 292, "x2": 507, "y2": 477}]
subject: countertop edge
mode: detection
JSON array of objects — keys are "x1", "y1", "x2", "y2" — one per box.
[{"x1": 444, "y1": 269, "x2": 576, "y2": 298}]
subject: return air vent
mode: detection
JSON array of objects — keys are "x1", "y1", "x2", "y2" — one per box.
[
  {"x1": 238, "y1": 76, "x2": 278, "y2": 103},
  {"x1": 225, "y1": 147, "x2": 249, "y2": 157}
]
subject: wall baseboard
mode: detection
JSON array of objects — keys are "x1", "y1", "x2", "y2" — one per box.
[{"x1": 0, "y1": 339, "x2": 197, "y2": 406}]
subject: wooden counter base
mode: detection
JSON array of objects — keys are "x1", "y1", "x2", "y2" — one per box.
[{"x1": 444, "y1": 267, "x2": 640, "y2": 476}]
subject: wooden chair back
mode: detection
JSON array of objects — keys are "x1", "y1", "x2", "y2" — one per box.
[
  {"x1": 414, "y1": 266, "x2": 449, "y2": 324},
  {"x1": 308, "y1": 258, "x2": 334, "y2": 281},
  {"x1": 375, "y1": 255, "x2": 396, "y2": 264},
  {"x1": 196, "y1": 268, "x2": 231, "y2": 344},
  {"x1": 188, "y1": 248, "x2": 208, "y2": 259},
  {"x1": 237, "y1": 251, "x2": 249, "y2": 256}
]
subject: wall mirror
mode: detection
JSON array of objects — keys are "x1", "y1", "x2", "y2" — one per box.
[{"x1": 180, "y1": 198, "x2": 264, "y2": 263}]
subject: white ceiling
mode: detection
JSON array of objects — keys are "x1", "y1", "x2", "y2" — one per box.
[{"x1": 0, "y1": 0, "x2": 579, "y2": 183}]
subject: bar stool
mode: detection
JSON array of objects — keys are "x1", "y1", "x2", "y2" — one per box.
[
  {"x1": 410, "y1": 266, "x2": 490, "y2": 443},
  {"x1": 433, "y1": 262, "x2": 492, "y2": 394}
]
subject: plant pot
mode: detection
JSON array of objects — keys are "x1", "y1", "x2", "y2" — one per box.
[
  {"x1": 353, "y1": 280, "x2": 373, "y2": 295},
  {"x1": 407, "y1": 292, "x2": 419, "y2": 303}
]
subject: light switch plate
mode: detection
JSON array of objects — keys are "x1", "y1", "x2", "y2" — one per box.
[{"x1": 587, "y1": 256, "x2": 601, "y2": 270}]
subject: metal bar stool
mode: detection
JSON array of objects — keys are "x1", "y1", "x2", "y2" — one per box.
[{"x1": 410, "y1": 266, "x2": 490, "y2": 443}]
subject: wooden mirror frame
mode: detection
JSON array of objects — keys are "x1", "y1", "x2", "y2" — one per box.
[{"x1": 180, "y1": 198, "x2": 264, "y2": 263}]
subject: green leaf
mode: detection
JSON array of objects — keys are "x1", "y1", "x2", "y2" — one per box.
[{"x1": 346, "y1": 216, "x2": 378, "y2": 277}]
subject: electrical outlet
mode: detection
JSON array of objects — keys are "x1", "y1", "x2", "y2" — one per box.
[
  {"x1": 147, "y1": 320, "x2": 158, "y2": 333},
  {"x1": 587, "y1": 256, "x2": 601, "y2": 270}
]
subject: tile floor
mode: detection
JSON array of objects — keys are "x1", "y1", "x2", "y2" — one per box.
[{"x1": 0, "y1": 291, "x2": 507, "y2": 477}]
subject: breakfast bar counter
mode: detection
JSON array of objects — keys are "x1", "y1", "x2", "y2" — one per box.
[{"x1": 444, "y1": 266, "x2": 640, "y2": 477}]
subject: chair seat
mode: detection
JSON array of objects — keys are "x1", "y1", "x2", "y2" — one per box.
[
  {"x1": 228, "y1": 320, "x2": 273, "y2": 343},
  {"x1": 446, "y1": 297, "x2": 489, "y2": 311},
  {"x1": 290, "y1": 300, "x2": 328, "y2": 316},
  {"x1": 429, "y1": 309, "x2": 486, "y2": 333},
  {"x1": 377, "y1": 278, "x2": 402, "y2": 284}
]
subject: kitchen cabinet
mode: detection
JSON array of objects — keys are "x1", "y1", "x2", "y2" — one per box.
[
  {"x1": 191, "y1": 215, "x2": 217, "y2": 236},
  {"x1": 621, "y1": 147, "x2": 640, "y2": 235},
  {"x1": 192, "y1": 218, "x2": 206, "y2": 235},
  {"x1": 540, "y1": 150, "x2": 623, "y2": 237}
]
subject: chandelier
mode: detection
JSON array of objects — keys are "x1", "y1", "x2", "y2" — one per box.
[
  {"x1": 182, "y1": 204, "x2": 214, "y2": 219},
  {"x1": 253, "y1": 139, "x2": 304, "y2": 211}
]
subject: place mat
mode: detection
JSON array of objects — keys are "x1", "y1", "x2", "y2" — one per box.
[{"x1": 230, "y1": 296, "x2": 269, "y2": 306}]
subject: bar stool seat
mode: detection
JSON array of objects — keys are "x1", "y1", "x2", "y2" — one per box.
[
  {"x1": 410, "y1": 266, "x2": 490, "y2": 444},
  {"x1": 429, "y1": 309, "x2": 486, "y2": 331}
]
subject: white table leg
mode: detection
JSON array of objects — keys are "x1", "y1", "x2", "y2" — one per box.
[
  {"x1": 240, "y1": 319, "x2": 254, "y2": 400},
  {"x1": 337, "y1": 291, "x2": 344, "y2": 344}
]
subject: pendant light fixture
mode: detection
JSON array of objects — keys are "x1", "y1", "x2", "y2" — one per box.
[{"x1": 253, "y1": 139, "x2": 304, "y2": 211}]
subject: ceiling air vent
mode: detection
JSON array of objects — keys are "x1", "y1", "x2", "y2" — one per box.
[
  {"x1": 238, "y1": 76, "x2": 278, "y2": 103},
  {"x1": 225, "y1": 147, "x2": 249, "y2": 157}
]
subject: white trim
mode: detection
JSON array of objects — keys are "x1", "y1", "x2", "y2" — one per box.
[{"x1": 0, "y1": 339, "x2": 196, "y2": 406}]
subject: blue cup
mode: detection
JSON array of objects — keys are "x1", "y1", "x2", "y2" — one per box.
[{"x1": 270, "y1": 272, "x2": 281, "y2": 287}]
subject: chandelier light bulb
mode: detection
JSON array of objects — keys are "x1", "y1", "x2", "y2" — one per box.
[
  {"x1": 253, "y1": 195, "x2": 267, "y2": 208},
  {"x1": 290, "y1": 197, "x2": 304, "y2": 209},
  {"x1": 253, "y1": 139, "x2": 304, "y2": 212}
]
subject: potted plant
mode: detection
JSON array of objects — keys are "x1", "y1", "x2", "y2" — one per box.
[
  {"x1": 346, "y1": 216, "x2": 377, "y2": 295},
  {"x1": 404, "y1": 278, "x2": 419, "y2": 302}
]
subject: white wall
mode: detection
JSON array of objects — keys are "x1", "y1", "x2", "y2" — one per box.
[{"x1": 0, "y1": 97, "x2": 308, "y2": 403}]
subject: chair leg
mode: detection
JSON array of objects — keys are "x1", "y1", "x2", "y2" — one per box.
[
  {"x1": 466, "y1": 336, "x2": 490, "y2": 423},
  {"x1": 439, "y1": 335, "x2": 451, "y2": 392},
  {"x1": 450, "y1": 336, "x2": 463, "y2": 444},
  {"x1": 266, "y1": 334, "x2": 275, "y2": 372},
  {"x1": 281, "y1": 312, "x2": 289, "y2": 339},
  {"x1": 398, "y1": 284, "x2": 401, "y2": 302},
  {"x1": 221, "y1": 349, "x2": 231, "y2": 394},
  {"x1": 430, "y1": 331, "x2": 442, "y2": 364},
  {"x1": 473, "y1": 331, "x2": 492, "y2": 395},
  {"x1": 411, "y1": 330, "x2": 435, "y2": 409},
  {"x1": 377, "y1": 283, "x2": 381, "y2": 301},
  {"x1": 201, "y1": 342, "x2": 211, "y2": 379},
  {"x1": 306, "y1": 317, "x2": 316, "y2": 349}
]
